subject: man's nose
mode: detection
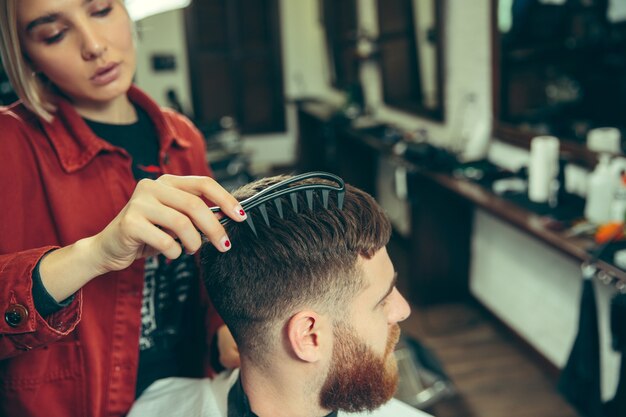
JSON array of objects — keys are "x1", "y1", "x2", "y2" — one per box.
[{"x1": 388, "y1": 288, "x2": 411, "y2": 324}]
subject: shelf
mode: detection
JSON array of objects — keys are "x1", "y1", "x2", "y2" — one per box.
[{"x1": 341, "y1": 115, "x2": 626, "y2": 283}]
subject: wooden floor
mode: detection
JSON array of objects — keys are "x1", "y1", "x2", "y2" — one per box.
[{"x1": 398, "y1": 302, "x2": 581, "y2": 417}]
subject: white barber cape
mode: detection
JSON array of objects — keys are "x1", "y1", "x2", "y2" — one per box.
[{"x1": 128, "y1": 369, "x2": 434, "y2": 417}]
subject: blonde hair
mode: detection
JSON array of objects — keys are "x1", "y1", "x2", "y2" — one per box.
[{"x1": 0, "y1": 0, "x2": 57, "y2": 122}]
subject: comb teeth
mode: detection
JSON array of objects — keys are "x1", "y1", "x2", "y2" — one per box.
[
  {"x1": 259, "y1": 203, "x2": 270, "y2": 226},
  {"x1": 245, "y1": 215, "x2": 258, "y2": 237},
  {"x1": 274, "y1": 198, "x2": 284, "y2": 219},
  {"x1": 290, "y1": 193, "x2": 298, "y2": 213},
  {"x1": 322, "y1": 189, "x2": 330, "y2": 209},
  {"x1": 211, "y1": 172, "x2": 346, "y2": 238},
  {"x1": 306, "y1": 190, "x2": 314, "y2": 210}
]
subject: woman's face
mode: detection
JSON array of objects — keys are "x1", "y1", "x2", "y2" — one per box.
[{"x1": 16, "y1": 0, "x2": 135, "y2": 110}]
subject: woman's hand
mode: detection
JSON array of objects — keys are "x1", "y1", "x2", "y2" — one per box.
[
  {"x1": 92, "y1": 175, "x2": 246, "y2": 273},
  {"x1": 217, "y1": 325, "x2": 241, "y2": 369},
  {"x1": 40, "y1": 175, "x2": 246, "y2": 301}
]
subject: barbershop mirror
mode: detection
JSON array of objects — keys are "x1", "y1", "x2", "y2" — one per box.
[
  {"x1": 322, "y1": 0, "x2": 445, "y2": 121},
  {"x1": 493, "y1": 0, "x2": 626, "y2": 165},
  {"x1": 376, "y1": 0, "x2": 445, "y2": 121},
  {"x1": 321, "y1": 0, "x2": 359, "y2": 90}
]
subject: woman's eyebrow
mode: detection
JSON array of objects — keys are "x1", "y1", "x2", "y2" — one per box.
[
  {"x1": 25, "y1": 0, "x2": 95, "y2": 33},
  {"x1": 26, "y1": 14, "x2": 61, "y2": 33}
]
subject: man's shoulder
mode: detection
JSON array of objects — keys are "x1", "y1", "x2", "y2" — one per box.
[
  {"x1": 339, "y1": 399, "x2": 434, "y2": 417},
  {"x1": 127, "y1": 370, "x2": 239, "y2": 417}
]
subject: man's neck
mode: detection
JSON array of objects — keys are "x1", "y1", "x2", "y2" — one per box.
[{"x1": 240, "y1": 359, "x2": 333, "y2": 417}]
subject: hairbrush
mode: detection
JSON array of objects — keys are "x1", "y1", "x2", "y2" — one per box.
[{"x1": 210, "y1": 171, "x2": 345, "y2": 236}]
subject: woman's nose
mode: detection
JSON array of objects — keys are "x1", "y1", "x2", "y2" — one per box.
[{"x1": 79, "y1": 23, "x2": 107, "y2": 60}]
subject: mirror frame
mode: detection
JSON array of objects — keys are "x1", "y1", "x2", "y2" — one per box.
[
  {"x1": 320, "y1": 0, "x2": 359, "y2": 91},
  {"x1": 490, "y1": 0, "x2": 598, "y2": 167},
  {"x1": 377, "y1": 0, "x2": 446, "y2": 121}
]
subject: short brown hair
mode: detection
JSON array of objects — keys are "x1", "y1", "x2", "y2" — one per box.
[{"x1": 202, "y1": 175, "x2": 391, "y2": 363}]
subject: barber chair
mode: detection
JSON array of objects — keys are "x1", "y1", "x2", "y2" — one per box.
[{"x1": 394, "y1": 335, "x2": 455, "y2": 410}]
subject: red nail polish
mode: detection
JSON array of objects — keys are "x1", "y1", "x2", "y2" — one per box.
[
  {"x1": 224, "y1": 240, "x2": 231, "y2": 248},
  {"x1": 239, "y1": 209, "x2": 245, "y2": 216}
]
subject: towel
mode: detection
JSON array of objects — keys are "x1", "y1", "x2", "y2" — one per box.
[
  {"x1": 605, "y1": 293, "x2": 626, "y2": 417},
  {"x1": 558, "y1": 277, "x2": 604, "y2": 417}
]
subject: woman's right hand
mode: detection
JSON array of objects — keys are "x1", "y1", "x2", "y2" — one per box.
[
  {"x1": 92, "y1": 175, "x2": 246, "y2": 274},
  {"x1": 39, "y1": 175, "x2": 246, "y2": 301}
]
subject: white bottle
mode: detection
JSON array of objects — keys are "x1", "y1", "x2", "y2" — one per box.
[
  {"x1": 610, "y1": 172, "x2": 626, "y2": 222},
  {"x1": 608, "y1": 158, "x2": 626, "y2": 222},
  {"x1": 585, "y1": 153, "x2": 615, "y2": 224}
]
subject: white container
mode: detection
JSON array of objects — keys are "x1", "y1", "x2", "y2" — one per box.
[
  {"x1": 528, "y1": 136, "x2": 560, "y2": 203},
  {"x1": 610, "y1": 185, "x2": 626, "y2": 222},
  {"x1": 585, "y1": 154, "x2": 615, "y2": 224},
  {"x1": 587, "y1": 127, "x2": 622, "y2": 155}
]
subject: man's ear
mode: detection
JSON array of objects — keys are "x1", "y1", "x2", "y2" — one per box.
[{"x1": 287, "y1": 310, "x2": 327, "y2": 363}]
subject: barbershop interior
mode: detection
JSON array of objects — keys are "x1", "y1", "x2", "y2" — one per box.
[{"x1": 2, "y1": 0, "x2": 626, "y2": 416}]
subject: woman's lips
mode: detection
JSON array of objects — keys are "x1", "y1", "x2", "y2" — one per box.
[{"x1": 90, "y1": 63, "x2": 121, "y2": 86}]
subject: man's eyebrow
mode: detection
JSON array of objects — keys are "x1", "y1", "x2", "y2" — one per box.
[
  {"x1": 375, "y1": 272, "x2": 398, "y2": 307},
  {"x1": 25, "y1": 0, "x2": 94, "y2": 33}
]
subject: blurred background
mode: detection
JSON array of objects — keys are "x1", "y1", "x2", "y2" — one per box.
[{"x1": 3, "y1": 1, "x2": 626, "y2": 416}]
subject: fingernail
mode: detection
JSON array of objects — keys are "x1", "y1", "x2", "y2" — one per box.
[
  {"x1": 220, "y1": 235, "x2": 232, "y2": 252},
  {"x1": 235, "y1": 205, "x2": 247, "y2": 220},
  {"x1": 183, "y1": 244, "x2": 196, "y2": 255}
]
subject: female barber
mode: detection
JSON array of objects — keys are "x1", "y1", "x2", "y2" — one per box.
[{"x1": 0, "y1": 0, "x2": 242, "y2": 416}]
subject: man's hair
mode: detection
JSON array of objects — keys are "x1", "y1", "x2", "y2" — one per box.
[{"x1": 202, "y1": 175, "x2": 391, "y2": 364}]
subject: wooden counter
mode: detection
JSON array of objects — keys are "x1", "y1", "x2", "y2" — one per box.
[
  {"x1": 419, "y1": 169, "x2": 626, "y2": 284},
  {"x1": 296, "y1": 101, "x2": 626, "y2": 301}
]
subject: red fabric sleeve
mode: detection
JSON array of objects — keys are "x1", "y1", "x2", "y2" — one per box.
[{"x1": 0, "y1": 247, "x2": 82, "y2": 360}]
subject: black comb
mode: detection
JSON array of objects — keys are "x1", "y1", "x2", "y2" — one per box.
[{"x1": 210, "y1": 171, "x2": 345, "y2": 236}]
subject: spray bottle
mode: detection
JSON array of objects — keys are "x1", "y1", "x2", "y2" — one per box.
[
  {"x1": 585, "y1": 153, "x2": 615, "y2": 224},
  {"x1": 610, "y1": 158, "x2": 626, "y2": 222}
]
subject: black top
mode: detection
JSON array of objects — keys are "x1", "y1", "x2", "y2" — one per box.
[
  {"x1": 227, "y1": 375, "x2": 339, "y2": 417},
  {"x1": 89, "y1": 107, "x2": 199, "y2": 397},
  {"x1": 85, "y1": 106, "x2": 160, "y2": 180}
]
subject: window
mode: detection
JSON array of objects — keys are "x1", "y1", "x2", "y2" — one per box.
[
  {"x1": 321, "y1": 0, "x2": 359, "y2": 89},
  {"x1": 377, "y1": 0, "x2": 445, "y2": 120},
  {"x1": 185, "y1": 0, "x2": 285, "y2": 134}
]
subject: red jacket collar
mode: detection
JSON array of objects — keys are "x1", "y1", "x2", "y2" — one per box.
[{"x1": 41, "y1": 85, "x2": 191, "y2": 174}]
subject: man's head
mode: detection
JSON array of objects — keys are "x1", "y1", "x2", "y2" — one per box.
[{"x1": 202, "y1": 175, "x2": 411, "y2": 412}]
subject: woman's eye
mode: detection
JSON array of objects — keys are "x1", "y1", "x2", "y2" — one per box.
[
  {"x1": 92, "y1": 6, "x2": 113, "y2": 17},
  {"x1": 43, "y1": 31, "x2": 65, "y2": 44}
]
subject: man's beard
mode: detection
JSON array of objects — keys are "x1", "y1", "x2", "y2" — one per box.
[{"x1": 319, "y1": 323, "x2": 401, "y2": 413}]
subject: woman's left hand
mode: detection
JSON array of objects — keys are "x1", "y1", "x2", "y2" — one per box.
[{"x1": 217, "y1": 325, "x2": 241, "y2": 369}]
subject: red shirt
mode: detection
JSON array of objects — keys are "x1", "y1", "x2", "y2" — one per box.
[{"x1": 0, "y1": 86, "x2": 224, "y2": 417}]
